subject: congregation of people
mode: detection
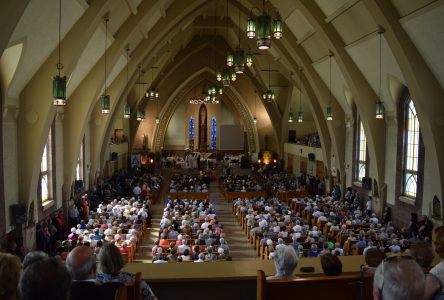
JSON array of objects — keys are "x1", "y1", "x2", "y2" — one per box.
[
  {"x1": 168, "y1": 174, "x2": 210, "y2": 192},
  {"x1": 1, "y1": 161, "x2": 444, "y2": 300},
  {"x1": 152, "y1": 196, "x2": 231, "y2": 263}
]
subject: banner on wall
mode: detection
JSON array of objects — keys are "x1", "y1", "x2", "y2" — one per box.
[{"x1": 131, "y1": 154, "x2": 141, "y2": 167}]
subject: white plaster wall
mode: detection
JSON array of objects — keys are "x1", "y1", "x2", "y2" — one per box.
[
  {"x1": 165, "y1": 101, "x2": 185, "y2": 147},
  {"x1": 384, "y1": 120, "x2": 398, "y2": 205},
  {"x1": 344, "y1": 122, "x2": 354, "y2": 187},
  {"x1": 284, "y1": 143, "x2": 324, "y2": 161},
  {"x1": 423, "y1": 146, "x2": 442, "y2": 219},
  {"x1": 2, "y1": 106, "x2": 19, "y2": 234},
  {"x1": 288, "y1": 121, "x2": 317, "y2": 138},
  {"x1": 84, "y1": 122, "x2": 91, "y2": 189},
  {"x1": 220, "y1": 102, "x2": 238, "y2": 126},
  {"x1": 54, "y1": 112, "x2": 64, "y2": 209}
]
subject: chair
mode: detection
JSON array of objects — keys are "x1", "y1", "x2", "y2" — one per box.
[
  {"x1": 114, "y1": 286, "x2": 127, "y2": 300},
  {"x1": 125, "y1": 272, "x2": 142, "y2": 300}
]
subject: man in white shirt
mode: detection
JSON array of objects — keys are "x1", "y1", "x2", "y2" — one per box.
[{"x1": 178, "y1": 240, "x2": 191, "y2": 253}]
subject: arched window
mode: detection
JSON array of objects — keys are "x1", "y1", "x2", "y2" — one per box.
[
  {"x1": 356, "y1": 121, "x2": 368, "y2": 181},
  {"x1": 40, "y1": 127, "x2": 53, "y2": 203},
  {"x1": 396, "y1": 91, "x2": 424, "y2": 206},
  {"x1": 403, "y1": 98, "x2": 420, "y2": 198},
  {"x1": 211, "y1": 117, "x2": 217, "y2": 150},
  {"x1": 76, "y1": 137, "x2": 85, "y2": 181},
  {"x1": 353, "y1": 106, "x2": 368, "y2": 183}
]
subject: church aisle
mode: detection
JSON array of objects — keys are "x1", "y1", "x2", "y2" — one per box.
[
  {"x1": 134, "y1": 169, "x2": 258, "y2": 262},
  {"x1": 208, "y1": 179, "x2": 258, "y2": 261}
]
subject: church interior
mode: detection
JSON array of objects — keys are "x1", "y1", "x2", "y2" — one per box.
[{"x1": 1, "y1": 0, "x2": 444, "y2": 299}]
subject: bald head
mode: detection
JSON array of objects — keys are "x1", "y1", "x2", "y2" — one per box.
[{"x1": 66, "y1": 246, "x2": 95, "y2": 280}]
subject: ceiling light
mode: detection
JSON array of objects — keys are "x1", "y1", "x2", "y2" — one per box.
[{"x1": 53, "y1": 0, "x2": 66, "y2": 106}]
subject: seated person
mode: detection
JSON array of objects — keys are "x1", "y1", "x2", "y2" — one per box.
[
  {"x1": 410, "y1": 240, "x2": 434, "y2": 273},
  {"x1": 267, "y1": 246, "x2": 299, "y2": 280},
  {"x1": 66, "y1": 246, "x2": 124, "y2": 300},
  {"x1": 22, "y1": 251, "x2": 48, "y2": 269},
  {"x1": 181, "y1": 249, "x2": 191, "y2": 261},
  {"x1": 0, "y1": 252, "x2": 21, "y2": 300},
  {"x1": 194, "y1": 253, "x2": 206, "y2": 263},
  {"x1": 373, "y1": 257, "x2": 425, "y2": 300},
  {"x1": 97, "y1": 243, "x2": 156, "y2": 299},
  {"x1": 321, "y1": 253, "x2": 342, "y2": 276},
  {"x1": 362, "y1": 248, "x2": 386, "y2": 273},
  {"x1": 18, "y1": 257, "x2": 71, "y2": 300}
]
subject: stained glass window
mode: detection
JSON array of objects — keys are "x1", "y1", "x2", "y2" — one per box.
[{"x1": 403, "y1": 98, "x2": 419, "y2": 198}]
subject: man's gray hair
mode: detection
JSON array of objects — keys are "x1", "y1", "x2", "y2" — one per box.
[
  {"x1": 373, "y1": 257, "x2": 424, "y2": 300},
  {"x1": 66, "y1": 253, "x2": 96, "y2": 280},
  {"x1": 22, "y1": 251, "x2": 48, "y2": 269},
  {"x1": 273, "y1": 245, "x2": 299, "y2": 277}
]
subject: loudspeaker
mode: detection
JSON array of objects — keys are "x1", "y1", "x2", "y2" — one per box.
[
  {"x1": 111, "y1": 152, "x2": 118, "y2": 161},
  {"x1": 74, "y1": 180, "x2": 84, "y2": 193},
  {"x1": 10, "y1": 204, "x2": 27, "y2": 225},
  {"x1": 362, "y1": 177, "x2": 372, "y2": 190},
  {"x1": 308, "y1": 153, "x2": 316, "y2": 161},
  {"x1": 288, "y1": 130, "x2": 296, "y2": 143}
]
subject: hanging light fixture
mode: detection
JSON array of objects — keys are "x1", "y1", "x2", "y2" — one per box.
[
  {"x1": 155, "y1": 91, "x2": 160, "y2": 123},
  {"x1": 253, "y1": 90, "x2": 258, "y2": 124},
  {"x1": 288, "y1": 109, "x2": 294, "y2": 123},
  {"x1": 376, "y1": 30, "x2": 385, "y2": 119},
  {"x1": 53, "y1": 0, "x2": 66, "y2": 106},
  {"x1": 218, "y1": 0, "x2": 235, "y2": 86},
  {"x1": 233, "y1": 2, "x2": 246, "y2": 74},
  {"x1": 225, "y1": 0, "x2": 234, "y2": 67},
  {"x1": 326, "y1": 54, "x2": 333, "y2": 121},
  {"x1": 297, "y1": 68, "x2": 303, "y2": 123},
  {"x1": 246, "y1": 51, "x2": 253, "y2": 67},
  {"x1": 136, "y1": 110, "x2": 145, "y2": 121},
  {"x1": 101, "y1": 17, "x2": 110, "y2": 114},
  {"x1": 123, "y1": 47, "x2": 131, "y2": 119},
  {"x1": 136, "y1": 65, "x2": 144, "y2": 121},
  {"x1": 146, "y1": 67, "x2": 159, "y2": 100},
  {"x1": 247, "y1": 0, "x2": 283, "y2": 50},
  {"x1": 263, "y1": 64, "x2": 275, "y2": 102}
]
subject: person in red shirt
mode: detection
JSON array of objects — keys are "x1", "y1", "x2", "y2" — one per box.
[{"x1": 80, "y1": 196, "x2": 89, "y2": 220}]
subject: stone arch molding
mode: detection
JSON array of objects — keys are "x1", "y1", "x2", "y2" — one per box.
[{"x1": 151, "y1": 68, "x2": 259, "y2": 153}]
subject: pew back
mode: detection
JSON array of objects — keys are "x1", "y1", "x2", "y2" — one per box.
[{"x1": 256, "y1": 270, "x2": 373, "y2": 300}]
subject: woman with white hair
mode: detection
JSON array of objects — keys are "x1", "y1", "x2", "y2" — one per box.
[{"x1": 267, "y1": 246, "x2": 299, "y2": 280}]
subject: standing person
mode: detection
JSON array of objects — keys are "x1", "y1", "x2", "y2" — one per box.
[
  {"x1": 383, "y1": 207, "x2": 392, "y2": 224},
  {"x1": 80, "y1": 196, "x2": 89, "y2": 221},
  {"x1": 56, "y1": 211, "x2": 65, "y2": 240},
  {"x1": 69, "y1": 203, "x2": 80, "y2": 228},
  {"x1": 419, "y1": 215, "x2": 434, "y2": 240},
  {"x1": 366, "y1": 197, "x2": 372, "y2": 216},
  {"x1": 133, "y1": 183, "x2": 141, "y2": 198},
  {"x1": 409, "y1": 213, "x2": 419, "y2": 238}
]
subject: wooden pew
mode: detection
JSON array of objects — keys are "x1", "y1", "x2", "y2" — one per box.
[
  {"x1": 225, "y1": 191, "x2": 267, "y2": 202},
  {"x1": 256, "y1": 270, "x2": 373, "y2": 300},
  {"x1": 168, "y1": 192, "x2": 209, "y2": 200},
  {"x1": 275, "y1": 189, "x2": 308, "y2": 205}
]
